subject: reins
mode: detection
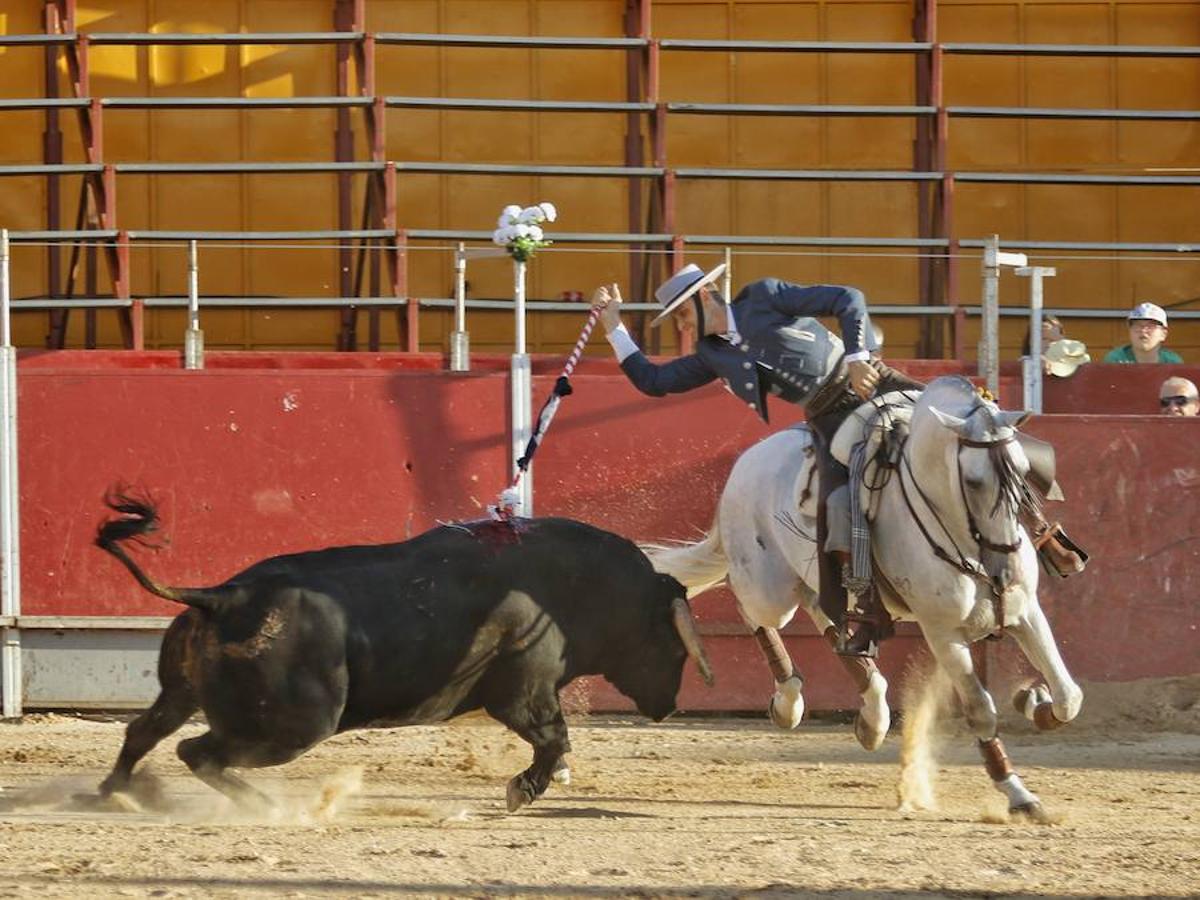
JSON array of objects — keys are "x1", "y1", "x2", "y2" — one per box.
[{"x1": 891, "y1": 417, "x2": 1029, "y2": 631}]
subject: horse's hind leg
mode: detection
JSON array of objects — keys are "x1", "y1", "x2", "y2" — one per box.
[
  {"x1": 1007, "y1": 604, "x2": 1083, "y2": 730},
  {"x1": 927, "y1": 638, "x2": 1045, "y2": 819}
]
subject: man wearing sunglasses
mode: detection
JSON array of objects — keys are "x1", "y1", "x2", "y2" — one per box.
[{"x1": 1159, "y1": 376, "x2": 1199, "y2": 416}]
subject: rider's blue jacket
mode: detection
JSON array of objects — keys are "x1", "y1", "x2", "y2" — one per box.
[{"x1": 618, "y1": 279, "x2": 877, "y2": 423}]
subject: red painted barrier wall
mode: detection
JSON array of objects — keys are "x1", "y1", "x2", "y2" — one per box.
[{"x1": 17, "y1": 352, "x2": 1197, "y2": 711}]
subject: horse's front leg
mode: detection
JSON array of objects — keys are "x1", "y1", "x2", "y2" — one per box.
[
  {"x1": 807, "y1": 607, "x2": 890, "y2": 751},
  {"x1": 1007, "y1": 602, "x2": 1083, "y2": 730},
  {"x1": 926, "y1": 638, "x2": 1046, "y2": 820},
  {"x1": 754, "y1": 626, "x2": 806, "y2": 729}
]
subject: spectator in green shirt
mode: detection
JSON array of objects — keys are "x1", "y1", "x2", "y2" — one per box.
[{"x1": 1104, "y1": 302, "x2": 1184, "y2": 364}]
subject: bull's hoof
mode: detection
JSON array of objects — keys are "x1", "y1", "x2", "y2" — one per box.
[
  {"x1": 505, "y1": 777, "x2": 535, "y2": 813},
  {"x1": 768, "y1": 676, "x2": 805, "y2": 730},
  {"x1": 854, "y1": 711, "x2": 887, "y2": 752}
]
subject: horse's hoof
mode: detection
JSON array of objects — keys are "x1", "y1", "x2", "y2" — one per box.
[
  {"x1": 854, "y1": 711, "x2": 887, "y2": 752},
  {"x1": 768, "y1": 676, "x2": 805, "y2": 730},
  {"x1": 505, "y1": 777, "x2": 533, "y2": 813},
  {"x1": 1011, "y1": 800, "x2": 1050, "y2": 824},
  {"x1": 550, "y1": 760, "x2": 571, "y2": 786}
]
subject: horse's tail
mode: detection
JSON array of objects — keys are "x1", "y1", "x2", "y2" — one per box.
[
  {"x1": 640, "y1": 510, "x2": 729, "y2": 599},
  {"x1": 95, "y1": 490, "x2": 236, "y2": 613}
]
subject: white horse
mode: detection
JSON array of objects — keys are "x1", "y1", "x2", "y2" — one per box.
[{"x1": 646, "y1": 375, "x2": 1083, "y2": 818}]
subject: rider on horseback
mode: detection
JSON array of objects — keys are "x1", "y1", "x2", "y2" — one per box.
[{"x1": 594, "y1": 264, "x2": 1086, "y2": 658}]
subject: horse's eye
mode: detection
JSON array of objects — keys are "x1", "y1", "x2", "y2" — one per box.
[{"x1": 963, "y1": 475, "x2": 984, "y2": 490}]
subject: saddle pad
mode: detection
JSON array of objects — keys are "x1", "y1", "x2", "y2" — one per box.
[{"x1": 830, "y1": 391, "x2": 915, "y2": 468}]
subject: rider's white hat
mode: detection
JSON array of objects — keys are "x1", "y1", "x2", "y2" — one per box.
[{"x1": 651, "y1": 263, "x2": 727, "y2": 326}]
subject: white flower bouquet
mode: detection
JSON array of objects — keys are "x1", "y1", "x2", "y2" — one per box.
[{"x1": 492, "y1": 202, "x2": 557, "y2": 263}]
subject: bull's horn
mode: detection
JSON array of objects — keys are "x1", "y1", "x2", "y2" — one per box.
[{"x1": 671, "y1": 597, "x2": 715, "y2": 687}]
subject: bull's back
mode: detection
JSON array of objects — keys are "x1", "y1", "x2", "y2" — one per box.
[{"x1": 224, "y1": 518, "x2": 656, "y2": 728}]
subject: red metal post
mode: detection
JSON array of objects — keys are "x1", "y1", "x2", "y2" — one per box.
[
  {"x1": 672, "y1": 234, "x2": 691, "y2": 355},
  {"x1": 334, "y1": 0, "x2": 357, "y2": 351},
  {"x1": 624, "y1": 1, "x2": 648, "y2": 320},
  {"x1": 44, "y1": 1, "x2": 66, "y2": 347}
]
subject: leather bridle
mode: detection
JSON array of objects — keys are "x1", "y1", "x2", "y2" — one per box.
[{"x1": 895, "y1": 427, "x2": 1025, "y2": 622}]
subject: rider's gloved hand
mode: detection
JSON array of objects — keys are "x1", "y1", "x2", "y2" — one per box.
[{"x1": 847, "y1": 359, "x2": 880, "y2": 400}]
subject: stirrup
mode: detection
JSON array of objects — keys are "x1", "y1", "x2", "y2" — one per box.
[
  {"x1": 1032, "y1": 521, "x2": 1087, "y2": 577},
  {"x1": 834, "y1": 614, "x2": 888, "y2": 659}
]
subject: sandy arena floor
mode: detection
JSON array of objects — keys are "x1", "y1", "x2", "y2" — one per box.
[{"x1": 1, "y1": 676, "x2": 1198, "y2": 899}]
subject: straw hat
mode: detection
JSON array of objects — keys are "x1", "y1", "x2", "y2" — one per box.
[{"x1": 1043, "y1": 339, "x2": 1090, "y2": 377}]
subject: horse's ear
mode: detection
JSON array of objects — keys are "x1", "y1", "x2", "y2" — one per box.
[
  {"x1": 998, "y1": 410, "x2": 1031, "y2": 430},
  {"x1": 929, "y1": 405, "x2": 967, "y2": 434}
]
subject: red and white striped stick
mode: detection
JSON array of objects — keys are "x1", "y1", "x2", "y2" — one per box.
[{"x1": 492, "y1": 304, "x2": 603, "y2": 518}]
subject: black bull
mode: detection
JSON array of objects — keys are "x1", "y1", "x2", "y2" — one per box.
[{"x1": 93, "y1": 495, "x2": 713, "y2": 812}]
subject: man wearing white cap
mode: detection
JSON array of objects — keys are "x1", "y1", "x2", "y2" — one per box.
[
  {"x1": 1103, "y1": 302, "x2": 1184, "y2": 364},
  {"x1": 1159, "y1": 376, "x2": 1199, "y2": 416},
  {"x1": 593, "y1": 266, "x2": 924, "y2": 656}
]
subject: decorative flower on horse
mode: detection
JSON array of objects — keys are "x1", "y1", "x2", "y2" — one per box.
[{"x1": 493, "y1": 202, "x2": 557, "y2": 263}]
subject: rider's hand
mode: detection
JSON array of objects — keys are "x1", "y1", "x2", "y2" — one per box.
[
  {"x1": 847, "y1": 359, "x2": 880, "y2": 400},
  {"x1": 594, "y1": 283, "x2": 624, "y2": 334}
]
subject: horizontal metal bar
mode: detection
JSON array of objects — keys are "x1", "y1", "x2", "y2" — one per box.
[
  {"x1": 0, "y1": 34, "x2": 77, "y2": 46},
  {"x1": 660, "y1": 39, "x2": 932, "y2": 54},
  {"x1": 14, "y1": 616, "x2": 174, "y2": 630},
  {"x1": 942, "y1": 42, "x2": 1200, "y2": 58},
  {"x1": 687, "y1": 235, "x2": 950, "y2": 248},
  {"x1": 9, "y1": 229, "x2": 120, "y2": 241},
  {"x1": 145, "y1": 296, "x2": 407, "y2": 308},
  {"x1": 121, "y1": 161, "x2": 384, "y2": 174},
  {"x1": 125, "y1": 229, "x2": 394, "y2": 240},
  {"x1": 675, "y1": 168, "x2": 942, "y2": 182},
  {"x1": 376, "y1": 33, "x2": 645, "y2": 49},
  {"x1": 87, "y1": 32, "x2": 364, "y2": 45},
  {"x1": 3, "y1": 163, "x2": 1195, "y2": 187},
  {"x1": 0, "y1": 98, "x2": 88, "y2": 110},
  {"x1": 385, "y1": 96, "x2": 653, "y2": 112},
  {"x1": 0, "y1": 164, "x2": 104, "y2": 176},
  {"x1": 393, "y1": 162, "x2": 664, "y2": 177},
  {"x1": 963, "y1": 307, "x2": 1200, "y2": 320},
  {"x1": 956, "y1": 172, "x2": 1200, "y2": 186},
  {"x1": 959, "y1": 238, "x2": 1200, "y2": 252},
  {"x1": 948, "y1": 106, "x2": 1200, "y2": 121},
  {"x1": 668, "y1": 102, "x2": 936, "y2": 117},
  {"x1": 103, "y1": 96, "x2": 371, "y2": 109},
  {"x1": 405, "y1": 229, "x2": 676, "y2": 244},
  {"x1": 11, "y1": 299, "x2": 130, "y2": 310}
]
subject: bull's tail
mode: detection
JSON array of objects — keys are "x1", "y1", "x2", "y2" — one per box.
[
  {"x1": 95, "y1": 491, "x2": 232, "y2": 613},
  {"x1": 640, "y1": 510, "x2": 729, "y2": 600}
]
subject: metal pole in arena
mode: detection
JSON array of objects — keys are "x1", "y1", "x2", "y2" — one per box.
[
  {"x1": 0, "y1": 228, "x2": 22, "y2": 718},
  {"x1": 510, "y1": 259, "x2": 533, "y2": 516}
]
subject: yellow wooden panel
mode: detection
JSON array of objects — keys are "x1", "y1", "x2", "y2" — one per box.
[
  {"x1": 946, "y1": 120, "x2": 1023, "y2": 168},
  {"x1": 1119, "y1": 186, "x2": 1200, "y2": 243},
  {"x1": 1025, "y1": 184, "x2": 1115, "y2": 241},
  {"x1": 952, "y1": 182, "x2": 1024, "y2": 241},
  {"x1": 829, "y1": 181, "x2": 918, "y2": 238},
  {"x1": 0, "y1": 45, "x2": 42, "y2": 105},
  {"x1": 3, "y1": 228, "x2": 45, "y2": 308},
  {"x1": 1116, "y1": 2, "x2": 1200, "y2": 44},
  {"x1": 827, "y1": 119, "x2": 916, "y2": 168},
  {"x1": 537, "y1": 110, "x2": 629, "y2": 163},
  {"x1": 730, "y1": 180, "x2": 821, "y2": 237}
]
